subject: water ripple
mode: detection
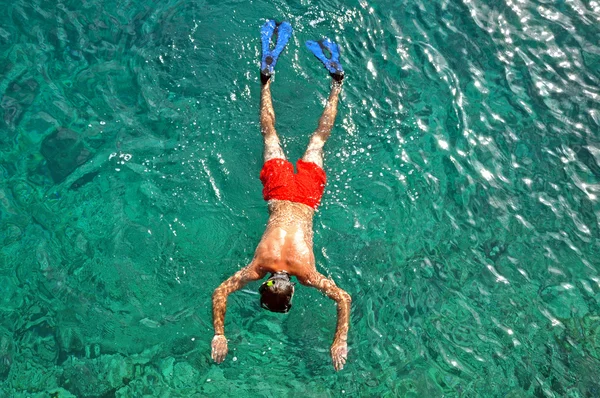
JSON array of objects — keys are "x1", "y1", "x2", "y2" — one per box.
[{"x1": 1, "y1": 0, "x2": 599, "y2": 395}]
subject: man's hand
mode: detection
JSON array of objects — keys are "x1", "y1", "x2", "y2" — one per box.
[
  {"x1": 330, "y1": 338, "x2": 348, "y2": 371},
  {"x1": 211, "y1": 334, "x2": 228, "y2": 363}
]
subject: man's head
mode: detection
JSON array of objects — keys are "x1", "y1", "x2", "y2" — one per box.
[{"x1": 259, "y1": 272, "x2": 295, "y2": 313}]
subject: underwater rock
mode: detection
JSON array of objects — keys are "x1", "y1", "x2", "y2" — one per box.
[
  {"x1": 115, "y1": 366, "x2": 167, "y2": 397},
  {"x1": 169, "y1": 335, "x2": 197, "y2": 357},
  {"x1": 172, "y1": 361, "x2": 199, "y2": 389},
  {"x1": 540, "y1": 284, "x2": 589, "y2": 319},
  {"x1": 159, "y1": 356, "x2": 175, "y2": 379},
  {"x1": 482, "y1": 240, "x2": 507, "y2": 262},
  {"x1": 61, "y1": 353, "x2": 133, "y2": 396},
  {"x1": 20, "y1": 322, "x2": 59, "y2": 366},
  {"x1": 1, "y1": 78, "x2": 39, "y2": 130},
  {"x1": 7, "y1": 358, "x2": 60, "y2": 393},
  {"x1": 0, "y1": 327, "x2": 14, "y2": 381},
  {"x1": 0, "y1": 275, "x2": 24, "y2": 311},
  {"x1": 504, "y1": 389, "x2": 528, "y2": 398},
  {"x1": 69, "y1": 171, "x2": 99, "y2": 190},
  {"x1": 40, "y1": 128, "x2": 91, "y2": 183},
  {"x1": 563, "y1": 314, "x2": 600, "y2": 361},
  {"x1": 65, "y1": 46, "x2": 84, "y2": 61},
  {"x1": 116, "y1": 358, "x2": 201, "y2": 396},
  {"x1": 56, "y1": 326, "x2": 85, "y2": 362},
  {"x1": 47, "y1": 388, "x2": 78, "y2": 398}
]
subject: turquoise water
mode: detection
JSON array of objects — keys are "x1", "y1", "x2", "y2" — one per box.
[{"x1": 1, "y1": 0, "x2": 600, "y2": 396}]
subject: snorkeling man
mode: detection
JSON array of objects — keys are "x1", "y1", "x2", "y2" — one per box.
[{"x1": 211, "y1": 20, "x2": 350, "y2": 371}]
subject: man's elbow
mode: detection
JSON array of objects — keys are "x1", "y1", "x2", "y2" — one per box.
[
  {"x1": 340, "y1": 291, "x2": 351, "y2": 305},
  {"x1": 212, "y1": 287, "x2": 226, "y2": 303}
]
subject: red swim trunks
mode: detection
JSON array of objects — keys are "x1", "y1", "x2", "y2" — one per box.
[{"x1": 260, "y1": 159, "x2": 326, "y2": 209}]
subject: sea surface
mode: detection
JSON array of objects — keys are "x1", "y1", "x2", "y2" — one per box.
[{"x1": 1, "y1": 0, "x2": 599, "y2": 396}]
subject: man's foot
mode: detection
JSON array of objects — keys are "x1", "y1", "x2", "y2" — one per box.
[
  {"x1": 260, "y1": 20, "x2": 293, "y2": 83},
  {"x1": 305, "y1": 38, "x2": 345, "y2": 81}
]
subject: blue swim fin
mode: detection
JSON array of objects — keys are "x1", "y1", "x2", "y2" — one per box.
[
  {"x1": 305, "y1": 38, "x2": 344, "y2": 81},
  {"x1": 261, "y1": 20, "x2": 293, "y2": 82}
]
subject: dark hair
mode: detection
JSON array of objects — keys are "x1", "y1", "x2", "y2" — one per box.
[{"x1": 259, "y1": 275, "x2": 295, "y2": 313}]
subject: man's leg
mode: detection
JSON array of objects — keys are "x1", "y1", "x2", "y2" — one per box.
[
  {"x1": 260, "y1": 80, "x2": 286, "y2": 162},
  {"x1": 302, "y1": 81, "x2": 342, "y2": 168}
]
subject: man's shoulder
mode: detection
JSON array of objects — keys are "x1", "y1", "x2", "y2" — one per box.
[
  {"x1": 244, "y1": 263, "x2": 267, "y2": 281},
  {"x1": 295, "y1": 269, "x2": 321, "y2": 286}
]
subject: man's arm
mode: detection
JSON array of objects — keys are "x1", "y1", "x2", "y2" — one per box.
[
  {"x1": 302, "y1": 271, "x2": 352, "y2": 371},
  {"x1": 211, "y1": 266, "x2": 262, "y2": 363}
]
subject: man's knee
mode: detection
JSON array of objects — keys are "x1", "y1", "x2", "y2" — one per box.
[
  {"x1": 264, "y1": 145, "x2": 285, "y2": 162},
  {"x1": 307, "y1": 136, "x2": 325, "y2": 150},
  {"x1": 302, "y1": 149, "x2": 323, "y2": 167},
  {"x1": 264, "y1": 134, "x2": 281, "y2": 147}
]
